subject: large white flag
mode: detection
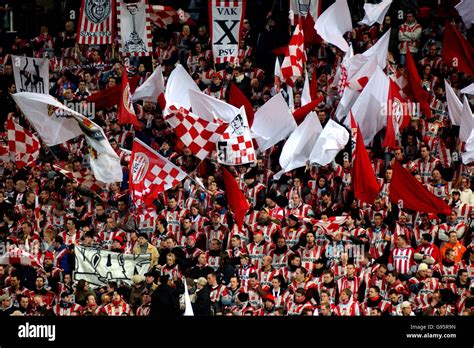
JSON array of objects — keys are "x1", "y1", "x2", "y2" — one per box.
[
  {"x1": 445, "y1": 79, "x2": 463, "y2": 126},
  {"x1": 117, "y1": 0, "x2": 153, "y2": 56},
  {"x1": 361, "y1": 29, "x2": 390, "y2": 69},
  {"x1": 455, "y1": 0, "x2": 474, "y2": 29},
  {"x1": 461, "y1": 83, "x2": 474, "y2": 95},
  {"x1": 314, "y1": 0, "x2": 352, "y2": 52},
  {"x1": 189, "y1": 89, "x2": 237, "y2": 123},
  {"x1": 348, "y1": 66, "x2": 389, "y2": 145},
  {"x1": 252, "y1": 93, "x2": 297, "y2": 151},
  {"x1": 459, "y1": 96, "x2": 474, "y2": 142},
  {"x1": 275, "y1": 112, "x2": 322, "y2": 179},
  {"x1": 301, "y1": 71, "x2": 311, "y2": 106},
  {"x1": 12, "y1": 92, "x2": 83, "y2": 146},
  {"x1": 165, "y1": 64, "x2": 200, "y2": 114},
  {"x1": 358, "y1": 0, "x2": 392, "y2": 26},
  {"x1": 310, "y1": 120, "x2": 349, "y2": 165},
  {"x1": 132, "y1": 65, "x2": 165, "y2": 105},
  {"x1": 12, "y1": 55, "x2": 49, "y2": 94}
]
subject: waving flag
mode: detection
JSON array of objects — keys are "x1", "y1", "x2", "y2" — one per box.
[
  {"x1": 132, "y1": 65, "x2": 166, "y2": 109},
  {"x1": 222, "y1": 167, "x2": 249, "y2": 230},
  {"x1": 6, "y1": 117, "x2": 40, "y2": 169},
  {"x1": 77, "y1": 0, "x2": 115, "y2": 45},
  {"x1": 358, "y1": 0, "x2": 392, "y2": 26},
  {"x1": 403, "y1": 49, "x2": 432, "y2": 117},
  {"x1": 442, "y1": 21, "x2": 474, "y2": 77},
  {"x1": 118, "y1": 71, "x2": 141, "y2": 130},
  {"x1": 149, "y1": 5, "x2": 194, "y2": 29},
  {"x1": 281, "y1": 22, "x2": 306, "y2": 86},
  {"x1": 54, "y1": 165, "x2": 103, "y2": 191},
  {"x1": 314, "y1": 0, "x2": 352, "y2": 52},
  {"x1": 310, "y1": 119, "x2": 349, "y2": 166}
]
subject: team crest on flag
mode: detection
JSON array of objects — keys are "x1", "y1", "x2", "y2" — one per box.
[
  {"x1": 85, "y1": 0, "x2": 112, "y2": 23},
  {"x1": 78, "y1": 0, "x2": 115, "y2": 45},
  {"x1": 132, "y1": 152, "x2": 149, "y2": 184}
]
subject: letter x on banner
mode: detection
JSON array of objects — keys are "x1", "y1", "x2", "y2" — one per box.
[{"x1": 209, "y1": 0, "x2": 246, "y2": 65}]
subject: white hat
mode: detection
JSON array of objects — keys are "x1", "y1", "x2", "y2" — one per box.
[
  {"x1": 401, "y1": 301, "x2": 412, "y2": 309},
  {"x1": 418, "y1": 263, "x2": 429, "y2": 272}
]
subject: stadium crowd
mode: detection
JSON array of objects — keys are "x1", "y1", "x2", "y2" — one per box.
[{"x1": 0, "y1": 0, "x2": 473, "y2": 317}]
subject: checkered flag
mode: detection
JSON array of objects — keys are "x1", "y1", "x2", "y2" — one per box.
[
  {"x1": 130, "y1": 139, "x2": 188, "y2": 208},
  {"x1": 149, "y1": 5, "x2": 194, "y2": 29},
  {"x1": 281, "y1": 22, "x2": 306, "y2": 86},
  {"x1": 6, "y1": 117, "x2": 40, "y2": 169},
  {"x1": 53, "y1": 165, "x2": 103, "y2": 192},
  {"x1": 165, "y1": 105, "x2": 228, "y2": 161},
  {"x1": 0, "y1": 245, "x2": 43, "y2": 269}
]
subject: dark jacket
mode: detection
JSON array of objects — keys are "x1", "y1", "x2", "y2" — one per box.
[
  {"x1": 192, "y1": 286, "x2": 212, "y2": 316},
  {"x1": 150, "y1": 283, "x2": 180, "y2": 318}
]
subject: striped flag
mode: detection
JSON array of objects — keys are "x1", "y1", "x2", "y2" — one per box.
[
  {"x1": 77, "y1": 0, "x2": 115, "y2": 45},
  {"x1": 53, "y1": 165, "x2": 103, "y2": 192}
]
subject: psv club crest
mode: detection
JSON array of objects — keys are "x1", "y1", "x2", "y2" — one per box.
[
  {"x1": 85, "y1": 0, "x2": 111, "y2": 24},
  {"x1": 132, "y1": 152, "x2": 149, "y2": 184}
]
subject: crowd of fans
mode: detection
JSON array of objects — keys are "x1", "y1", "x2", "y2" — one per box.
[{"x1": 0, "y1": 0, "x2": 473, "y2": 317}]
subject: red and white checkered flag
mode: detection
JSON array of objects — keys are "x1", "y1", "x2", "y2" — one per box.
[
  {"x1": 53, "y1": 165, "x2": 103, "y2": 192},
  {"x1": 130, "y1": 139, "x2": 188, "y2": 208},
  {"x1": 0, "y1": 246, "x2": 43, "y2": 269},
  {"x1": 7, "y1": 117, "x2": 40, "y2": 169},
  {"x1": 281, "y1": 22, "x2": 306, "y2": 86},
  {"x1": 149, "y1": 5, "x2": 178, "y2": 28},
  {"x1": 164, "y1": 105, "x2": 228, "y2": 161}
]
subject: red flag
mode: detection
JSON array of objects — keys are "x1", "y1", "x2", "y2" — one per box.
[
  {"x1": 222, "y1": 167, "x2": 249, "y2": 230},
  {"x1": 403, "y1": 49, "x2": 432, "y2": 117},
  {"x1": 292, "y1": 95, "x2": 324, "y2": 124},
  {"x1": 118, "y1": 71, "x2": 141, "y2": 130},
  {"x1": 7, "y1": 117, "x2": 40, "y2": 169},
  {"x1": 442, "y1": 21, "x2": 474, "y2": 77},
  {"x1": 228, "y1": 82, "x2": 255, "y2": 127},
  {"x1": 351, "y1": 114, "x2": 380, "y2": 204},
  {"x1": 87, "y1": 76, "x2": 140, "y2": 110},
  {"x1": 281, "y1": 22, "x2": 306, "y2": 86},
  {"x1": 383, "y1": 79, "x2": 412, "y2": 149},
  {"x1": 390, "y1": 160, "x2": 451, "y2": 215}
]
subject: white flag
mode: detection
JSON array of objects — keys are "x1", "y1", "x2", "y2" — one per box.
[
  {"x1": 132, "y1": 65, "x2": 165, "y2": 103},
  {"x1": 165, "y1": 64, "x2": 200, "y2": 114},
  {"x1": 301, "y1": 71, "x2": 311, "y2": 106},
  {"x1": 310, "y1": 120, "x2": 349, "y2": 165},
  {"x1": 445, "y1": 79, "x2": 463, "y2": 126},
  {"x1": 348, "y1": 66, "x2": 389, "y2": 145},
  {"x1": 117, "y1": 0, "x2": 153, "y2": 56},
  {"x1": 461, "y1": 83, "x2": 474, "y2": 95},
  {"x1": 361, "y1": 29, "x2": 390, "y2": 69},
  {"x1": 358, "y1": 0, "x2": 392, "y2": 26},
  {"x1": 275, "y1": 112, "x2": 322, "y2": 179},
  {"x1": 455, "y1": 0, "x2": 474, "y2": 29},
  {"x1": 314, "y1": 0, "x2": 352, "y2": 52},
  {"x1": 252, "y1": 93, "x2": 297, "y2": 151},
  {"x1": 189, "y1": 89, "x2": 238, "y2": 123},
  {"x1": 459, "y1": 96, "x2": 474, "y2": 142},
  {"x1": 183, "y1": 278, "x2": 194, "y2": 316},
  {"x1": 12, "y1": 92, "x2": 83, "y2": 146},
  {"x1": 12, "y1": 55, "x2": 49, "y2": 94}
]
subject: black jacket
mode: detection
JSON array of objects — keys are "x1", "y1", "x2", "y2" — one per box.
[
  {"x1": 150, "y1": 283, "x2": 180, "y2": 318},
  {"x1": 192, "y1": 286, "x2": 212, "y2": 316}
]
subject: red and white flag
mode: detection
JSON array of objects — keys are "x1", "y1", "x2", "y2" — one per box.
[
  {"x1": 53, "y1": 165, "x2": 103, "y2": 192},
  {"x1": 0, "y1": 246, "x2": 42, "y2": 269},
  {"x1": 118, "y1": 70, "x2": 141, "y2": 130},
  {"x1": 77, "y1": 0, "x2": 115, "y2": 45},
  {"x1": 149, "y1": 5, "x2": 194, "y2": 29},
  {"x1": 164, "y1": 105, "x2": 228, "y2": 160},
  {"x1": 7, "y1": 117, "x2": 40, "y2": 169},
  {"x1": 210, "y1": 0, "x2": 246, "y2": 64},
  {"x1": 132, "y1": 65, "x2": 166, "y2": 110},
  {"x1": 281, "y1": 22, "x2": 306, "y2": 86},
  {"x1": 117, "y1": 0, "x2": 153, "y2": 57},
  {"x1": 130, "y1": 139, "x2": 187, "y2": 208}
]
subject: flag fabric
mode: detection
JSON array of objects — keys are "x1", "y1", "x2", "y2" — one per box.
[
  {"x1": 222, "y1": 167, "x2": 249, "y2": 230},
  {"x1": 11, "y1": 92, "x2": 83, "y2": 146},
  {"x1": 217, "y1": 106, "x2": 256, "y2": 165},
  {"x1": 390, "y1": 160, "x2": 452, "y2": 215},
  {"x1": 351, "y1": 114, "x2": 380, "y2": 204},
  {"x1": 455, "y1": 0, "x2": 474, "y2": 29},
  {"x1": 12, "y1": 55, "x2": 49, "y2": 94},
  {"x1": 292, "y1": 95, "x2": 324, "y2": 124},
  {"x1": 149, "y1": 5, "x2": 194, "y2": 29},
  {"x1": 165, "y1": 105, "x2": 228, "y2": 160},
  {"x1": 275, "y1": 112, "x2": 323, "y2": 179},
  {"x1": 382, "y1": 78, "x2": 412, "y2": 149},
  {"x1": 87, "y1": 76, "x2": 140, "y2": 110},
  {"x1": 77, "y1": 0, "x2": 115, "y2": 45},
  {"x1": 54, "y1": 165, "x2": 103, "y2": 191},
  {"x1": 183, "y1": 278, "x2": 195, "y2": 316},
  {"x1": 461, "y1": 83, "x2": 474, "y2": 95},
  {"x1": 314, "y1": 0, "x2": 352, "y2": 52},
  {"x1": 130, "y1": 139, "x2": 187, "y2": 208},
  {"x1": 228, "y1": 82, "x2": 255, "y2": 127},
  {"x1": 281, "y1": 22, "x2": 306, "y2": 86},
  {"x1": 6, "y1": 117, "x2": 40, "y2": 169},
  {"x1": 309, "y1": 119, "x2": 349, "y2": 166},
  {"x1": 442, "y1": 21, "x2": 474, "y2": 77},
  {"x1": 116, "y1": 0, "x2": 153, "y2": 57},
  {"x1": 164, "y1": 64, "x2": 200, "y2": 114},
  {"x1": 0, "y1": 246, "x2": 42, "y2": 269},
  {"x1": 310, "y1": 64, "x2": 318, "y2": 101},
  {"x1": 189, "y1": 89, "x2": 237, "y2": 123},
  {"x1": 289, "y1": 0, "x2": 321, "y2": 26},
  {"x1": 118, "y1": 70, "x2": 141, "y2": 130},
  {"x1": 251, "y1": 93, "x2": 297, "y2": 151},
  {"x1": 132, "y1": 65, "x2": 166, "y2": 109},
  {"x1": 209, "y1": 0, "x2": 246, "y2": 65},
  {"x1": 301, "y1": 70, "x2": 311, "y2": 106},
  {"x1": 459, "y1": 96, "x2": 474, "y2": 142},
  {"x1": 403, "y1": 49, "x2": 432, "y2": 117},
  {"x1": 358, "y1": 0, "x2": 392, "y2": 26},
  {"x1": 445, "y1": 79, "x2": 463, "y2": 126},
  {"x1": 462, "y1": 131, "x2": 474, "y2": 164}
]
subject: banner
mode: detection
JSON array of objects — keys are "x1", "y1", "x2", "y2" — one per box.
[
  {"x1": 209, "y1": 0, "x2": 246, "y2": 64},
  {"x1": 12, "y1": 55, "x2": 49, "y2": 94},
  {"x1": 74, "y1": 246, "x2": 151, "y2": 287},
  {"x1": 77, "y1": 0, "x2": 115, "y2": 45},
  {"x1": 117, "y1": 0, "x2": 153, "y2": 57}
]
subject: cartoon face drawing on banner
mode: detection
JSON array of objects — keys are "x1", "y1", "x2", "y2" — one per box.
[
  {"x1": 86, "y1": 0, "x2": 111, "y2": 24},
  {"x1": 132, "y1": 152, "x2": 149, "y2": 184},
  {"x1": 124, "y1": 3, "x2": 147, "y2": 54},
  {"x1": 230, "y1": 114, "x2": 247, "y2": 136}
]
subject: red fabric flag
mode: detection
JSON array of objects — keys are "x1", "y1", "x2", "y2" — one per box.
[
  {"x1": 7, "y1": 117, "x2": 40, "y2": 169},
  {"x1": 390, "y1": 160, "x2": 452, "y2": 215},
  {"x1": 222, "y1": 167, "x2": 249, "y2": 230},
  {"x1": 303, "y1": 14, "x2": 323, "y2": 48},
  {"x1": 403, "y1": 49, "x2": 432, "y2": 117},
  {"x1": 292, "y1": 95, "x2": 324, "y2": 124},
  {"x1": 351, "y1": 114, "x2": 380, "y2": 204},
  {"x1": 118, "y1": 71, "x2": 141, "y2": 130},
  {"x1": 228, "y1": 82, "x2": 255, "y2": 127},
  {"x1": 87, "y1": 76, "x2": 140, "y2": 110},
  {"x1": 442, "y1": 21, "x2": 474, "y2": 77},
  {"x1": 281, "y1": 22, "x2": 306, "y2": 86},
  {"x1": 383, "y1": 79, "x2": 412, "y2": 149}
]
